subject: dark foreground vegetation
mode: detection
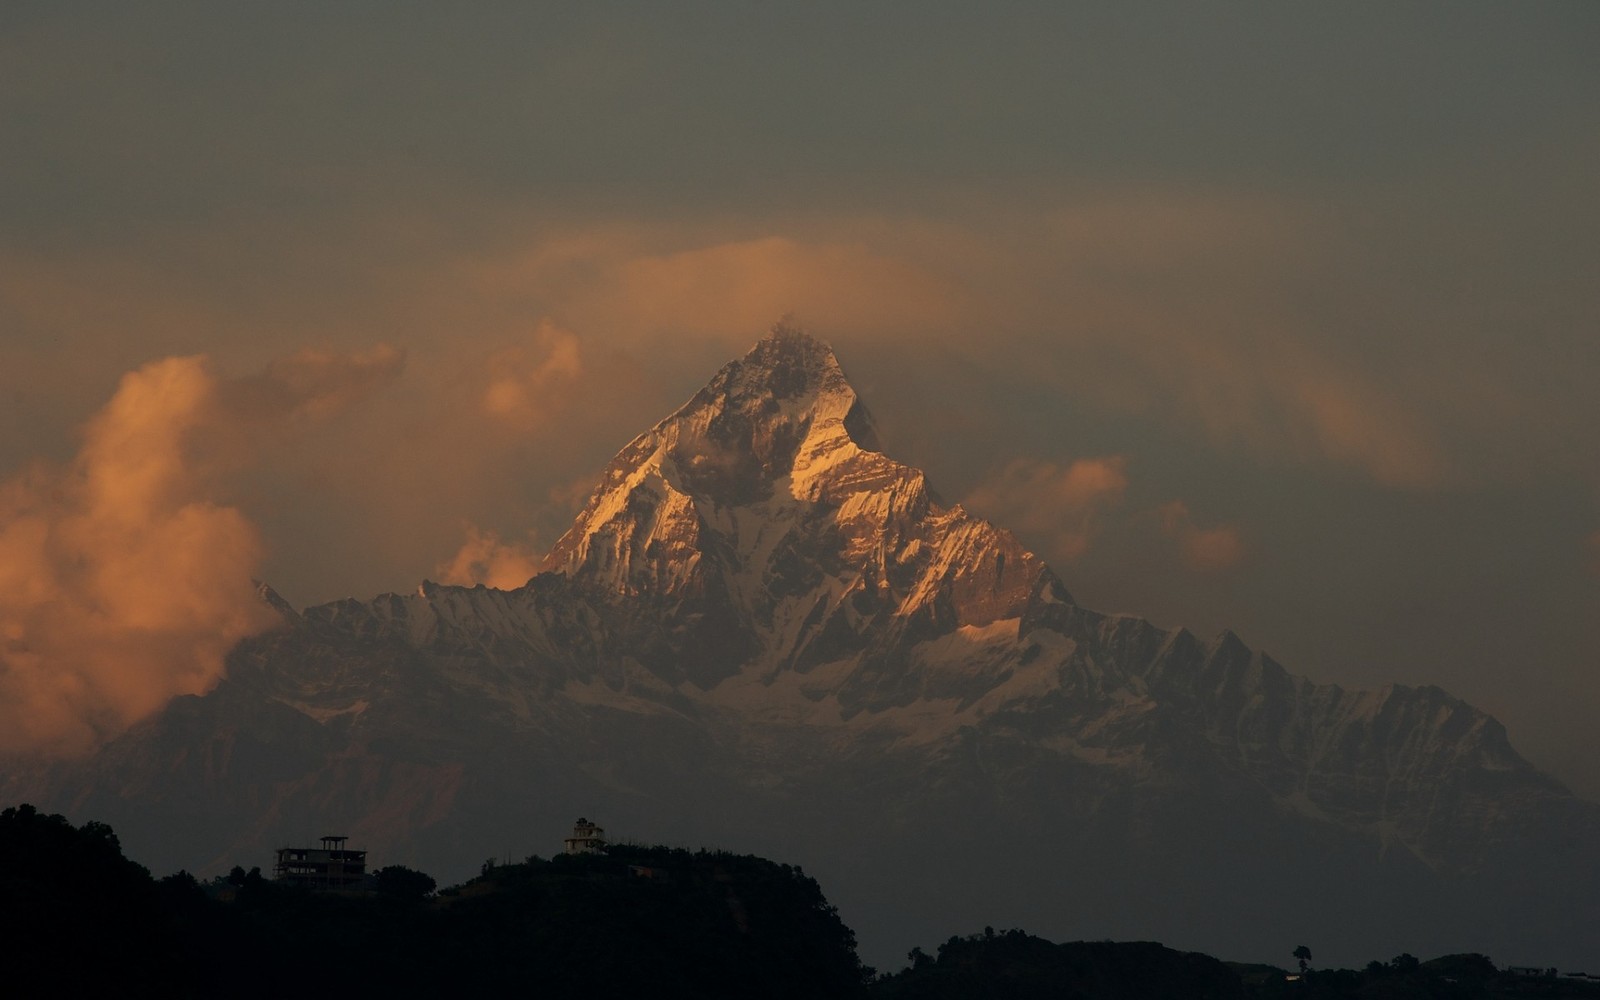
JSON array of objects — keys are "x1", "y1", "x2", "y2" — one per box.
[
  {"x1": 0, "y1": 804, "x2": 865, "y2": 997},
  {"x1": 5, "y1": 804, "x2": 1598, "y2": 999},
  {"x1": 878, "y1": 932, "x2": 1600, "y2": 1000},
  {"x1": 875, "y1": 931, "x2": 1248, "y2": 999}
]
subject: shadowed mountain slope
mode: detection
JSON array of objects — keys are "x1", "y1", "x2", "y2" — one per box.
[{"x1": 4, "y1": 326, "x2": 1596, "y2": 970}]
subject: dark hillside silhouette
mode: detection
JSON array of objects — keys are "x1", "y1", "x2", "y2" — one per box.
[
  {"x1": 872, "y1": 930, "x2": 1247, "y2": 1000},
  {"x1": 6, "y1": 803, "x2": 1599, "y2": 999},
  {"x1": 0, "y1": 804, "x2": 867, "y2": 998}
]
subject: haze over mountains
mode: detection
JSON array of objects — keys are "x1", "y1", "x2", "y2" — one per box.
[{"x1": 4, "y1": 328, "x2": 1596, "y2": 970}]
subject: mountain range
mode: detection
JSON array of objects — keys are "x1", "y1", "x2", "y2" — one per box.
[{"x1": 5, "y1": 326, "x2": 1596, "y2": 970}]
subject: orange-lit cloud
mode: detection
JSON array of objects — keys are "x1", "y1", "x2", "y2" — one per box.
[
  {"x1": 236, "y1": 344, "x2": 407, "y2": 425},
  {"x1": 1069, "y1": 326, "x2": 1448, "y2": 491},
  {"x1": 977, "y1": 195, "x2": 1452, "y2": 492},
  {"x1": 3, "y1": 201, "x2": 1453, "y2": 494},
  {"x1": 0, "y1": 194, "x2": 1507, "y2": 620},
  {"x1": 597, "y1": 236, "x2": 960, "y2": 339},
  {"x1": 1254, "y1": 364, "x2": 1446, "y2": 492},
  {"x1": 482, "y1": 320, "x2": 583, "y2": 430},
  {"x1": 1158, "y1": 500, "x2": 1245, "y2": 573},
  {"x1": 473, "y1": 232, "x2": 964, "y2": 352},
  {"x1": 964, "y1": 456, "x2": 1129, "y2": 563},
  {"x1": 434, "y1": 524, "x2": 543, "y2": 590},
  {"x1": 0, "y1": 348, "x2": 402, "y2": 757},
  {"x1": 483, "y1": 215, "x2": 1450, "y2": 492}
]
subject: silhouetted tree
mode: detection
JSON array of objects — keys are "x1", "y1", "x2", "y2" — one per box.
[
  {"x1": 4, "y1": 808, "x2": 874, "y2": 997},
  {"x1": 1, "y1": 804, "x2": 172, "y2": 992},
  {"x1": 374, "y1": 864, "x2": 436, "y2": 900},
  {"x1": 876, "y1": 934, "x2": 1247, "y2": 999},
  {"x1": 1293, "y1": 944, "x2": 1312, "y2": 974}
]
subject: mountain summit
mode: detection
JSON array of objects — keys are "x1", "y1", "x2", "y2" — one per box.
[
  {"x1": 539, "y1": 325, "x2": 1065, "y2": 698},
  {"x1": 6, "y1": 326, "x2": 1596, "y2": 971}
]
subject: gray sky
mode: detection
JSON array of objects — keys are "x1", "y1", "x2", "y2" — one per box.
[{"x1": 3, "y1": 2, "x2": 1599, "y2": 791}]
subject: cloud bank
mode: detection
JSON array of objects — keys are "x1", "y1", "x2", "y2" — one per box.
[
  {"x1": 1159, "y1": 500, "x2": 1245, "y2": 573},
  {"x1": 0, "y1": 348, "x2": 401, "y2": 756},
  {"x1": 435, "y1": 524, "x2": 543, "y2": 590},
  {"x1": 964, "y1": 457, "x2": 1130, "y2": 564},
  {"x1": 482, "y1": 320, "x2": 584, "y2": 430}
]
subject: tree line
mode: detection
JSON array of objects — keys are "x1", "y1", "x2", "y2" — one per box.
[{"x1": 4, "y1": 804, "x2": 1595, "y2": 999}]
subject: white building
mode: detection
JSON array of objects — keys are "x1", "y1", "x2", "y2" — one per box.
[{"x1": 564, "y1": 817, "x2": 606, "y2": 854}]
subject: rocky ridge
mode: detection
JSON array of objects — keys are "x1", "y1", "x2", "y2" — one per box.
[{"x1": 3, "y1": 326, "x2": 1595, "y2": 969}]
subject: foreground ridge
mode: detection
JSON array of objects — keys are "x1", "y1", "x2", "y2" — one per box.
[{"x1": 10, "y1": 805, "x2": 1597, "y2": 999}]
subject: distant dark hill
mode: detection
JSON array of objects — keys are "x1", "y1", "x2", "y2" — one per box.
[
  {"x1": 431, "y1": 845, "x2": 870, "y2": 996},
  {"x1": 873, "y1": 931, "x2": 1248, "y2": 1000},
  {"x1": 0, "y1": 803, "x2": 869, "y2": 999},
  {"x1": 10, "y1": 803, "x2": 1600, "y2": 999},
  {"x1": 872, "y1": 932, "x2": 1600, "y2": 1000},
  {"x1": 0, "y1": 803, "x2": 186, "y2": 995}
]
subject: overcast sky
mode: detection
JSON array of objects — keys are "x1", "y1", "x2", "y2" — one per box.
[{"x1": 3, "y1": 2, "x2": 1599, "y2": 790}]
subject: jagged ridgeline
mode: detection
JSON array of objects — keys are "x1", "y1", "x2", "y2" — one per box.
[{"x1": 4, "y1": 326, "x2": 1597, "y2": 970}]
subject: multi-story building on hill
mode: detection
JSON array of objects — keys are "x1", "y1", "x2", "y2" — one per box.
[{"x1": 274, "y1": 835, "x2": 368, "y2": 889}]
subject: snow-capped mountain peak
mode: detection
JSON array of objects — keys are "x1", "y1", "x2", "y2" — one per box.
[
  {"x1": 538, "y1": 325, "x2": 1066, "y2": 686},
  {"x1": 16, "y1": 325, "x2": 1596, "y2": 975}
]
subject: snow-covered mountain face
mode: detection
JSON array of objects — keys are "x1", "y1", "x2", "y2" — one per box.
[
  {"x1": 538, "y1": 326, "x2": 1063, "y2": 696},
  {"x1": 4, "y1": 327, "x2": 1597, "y2": 971}
]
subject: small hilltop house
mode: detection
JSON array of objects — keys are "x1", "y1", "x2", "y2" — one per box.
[{"x1": 565, "y1": 817, "x2": 606, "y2": 854}]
